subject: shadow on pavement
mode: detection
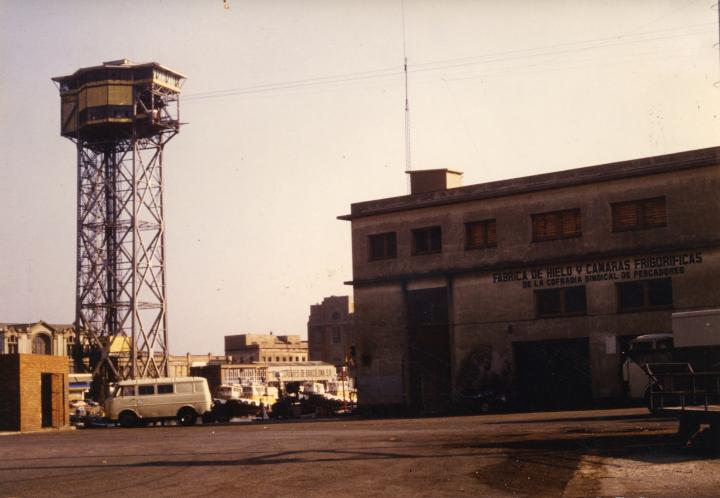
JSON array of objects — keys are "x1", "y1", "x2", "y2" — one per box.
[{"x1": 488, "y1": 413, "x2": 661, "y2": 425}]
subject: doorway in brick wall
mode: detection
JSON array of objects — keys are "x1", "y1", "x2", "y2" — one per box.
[
  {"x1": 41, "y1": 373, "x2": 65, "y2": 428},
  {"x1": 41, "y1": 374, "x2": 53, "y2": 427}
]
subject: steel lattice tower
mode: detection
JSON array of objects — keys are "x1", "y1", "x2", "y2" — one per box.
[{"x1": 53, "y1": 60, "x2": 184, "y2": 386}]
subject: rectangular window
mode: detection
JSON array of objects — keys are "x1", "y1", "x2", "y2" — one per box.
[
  {"x1": 7, "y1": 336, "x2": 18, "y2": 354},
  {"x1": 612, "y1": 197, "x2": 667, "y2": 232},
  {"x1": 412, "y1": 226, "x2": 442, "y2": 255},
  {"x1": 617, "y1": 278, "x2": 673, "y2": 311},
  {"x1": 120, "y1": 386, "x2": 136, "y2": 397},
  {"x1": 138, "y1": 385, "x2": 154, "y2": 396},
  {"x1": 465, "y1": 219, "x2": 497, "y2": 249},
  {"x1": 368, "y1": 232, "x2": 397, "y2": 260},
  {"x1": 157, "y1": 384, "x2": 174, "y2": 394},
  {"x1": 532, "y1": 209, "x2": 582, "y2": 242},
  {"x1": 536, "y1": 286, "x2": 587, "y2": 317},
  {"x1": 175, "y1": 382, "x2": 193, "y2": 394},
  {"x1": 332, "y1": 326, "x2": 342, "y2": 344}
]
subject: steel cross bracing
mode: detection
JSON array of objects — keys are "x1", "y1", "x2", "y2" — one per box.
[{"x1": 74, "y1": 88, "x2": 179, "y2": 383}]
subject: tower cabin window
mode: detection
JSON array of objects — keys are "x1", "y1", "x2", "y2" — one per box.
[
  {"x1": 532, "y1": 209, "x2": 582, "y2": 242},
  {"x1": 368, "y1": 232, "x2": 397, "y2": 260},
  {"x1": 412, "y1": 226, "x2": 442, "y2": 255},
  {"x1": 465, "y1": 220, "x2": 497, "y2": 249},
  {"x1": 612, "y1": 197, "x2": 666, "y2": 232}
]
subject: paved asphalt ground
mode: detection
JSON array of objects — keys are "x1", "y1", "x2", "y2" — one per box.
[{"x1": 0, "y1": 408, "x2": 718, "y2": 497}]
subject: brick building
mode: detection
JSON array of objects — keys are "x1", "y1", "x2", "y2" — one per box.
[
  {"x1": 339, "y1": 147, "x2": 720, "y2": 412},
  {"x1": 307, "y1": 296, "x2": 354, "y2": 367},
  {"x1": 0, "y1": 354, "x2": 69, "y2": 431}
]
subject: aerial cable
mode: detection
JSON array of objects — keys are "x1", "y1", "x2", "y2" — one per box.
[{"x1": 182, "y1": 22, "x2": 713, "y2": 102}]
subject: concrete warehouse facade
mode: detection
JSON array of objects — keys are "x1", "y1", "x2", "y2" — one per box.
[{"x1": 339, "y1": 147, "x2": 720, "y2": 413}]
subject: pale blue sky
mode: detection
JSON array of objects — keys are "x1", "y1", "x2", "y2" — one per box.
[{"x1": 0, "y1": 0, "x2": 718, "y2": 354}]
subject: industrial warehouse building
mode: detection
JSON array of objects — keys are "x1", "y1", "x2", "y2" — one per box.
[{"x1": 339, "y1": 147, "x2": 720, "y2": 413}]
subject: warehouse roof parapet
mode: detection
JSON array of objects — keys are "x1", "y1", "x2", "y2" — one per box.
[{"x1": 338, "y1": 146, "x2": 720, "y2": 220}]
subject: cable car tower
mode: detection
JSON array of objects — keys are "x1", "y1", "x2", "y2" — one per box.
[{"x1": 53, "y1": 60, "x2": 185, "y2": 385}]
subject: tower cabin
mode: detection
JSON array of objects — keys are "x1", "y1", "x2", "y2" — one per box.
[{"x1": 52, "y1": 59, "x2": 185, "y2": 141}]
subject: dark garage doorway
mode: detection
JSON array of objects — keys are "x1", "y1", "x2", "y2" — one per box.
[
  {"x1": 41, "y1": 373, "x2": 53, "y2": 427},
  {"x1": 513, "y1": 338, "x2": 592, "y2": 410},
  {"x1": 407, "y1": 287, "x2": 452, "y2": 413}
]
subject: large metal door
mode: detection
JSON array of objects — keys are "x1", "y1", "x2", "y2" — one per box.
[
  {"x1": 513, "y1": 338, "x2": 592, "y2": 410},
  {"x1": 51, "y1": 374, "x2": 65, "y2": 427},
  {"x1": 407, "y1": 288, "x2": 452, "y2": 413}
]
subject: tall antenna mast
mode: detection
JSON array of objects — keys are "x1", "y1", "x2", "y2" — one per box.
[
  {"x1": 404, "y1": 57, "x2": 411, "y2": 172},
  {"x1": 402, "y1": 0, "x2": 412, "y2": 179}
]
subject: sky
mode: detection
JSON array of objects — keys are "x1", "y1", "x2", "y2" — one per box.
[{"x1": 0, "y1": 0, "x2": 718, "y2": 355}]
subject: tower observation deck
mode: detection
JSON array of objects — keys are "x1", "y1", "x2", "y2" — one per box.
[{"x1": 53, "y1": 59, "x2": 185, "y2": 386}]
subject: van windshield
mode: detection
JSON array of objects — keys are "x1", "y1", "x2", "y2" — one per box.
[{"x1": 630, "y1": 341, "x2": 653, "y2": 352}]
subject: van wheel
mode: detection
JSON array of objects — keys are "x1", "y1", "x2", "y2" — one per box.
[
  {"x1": 178, "y1": 407, "x2": 197, "y2": 426},
  {"x1": 118, "y1": 410, "x2": 139, "y2": 428}
]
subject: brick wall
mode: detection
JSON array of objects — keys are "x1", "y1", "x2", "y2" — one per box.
[
  {"x1": 0, "y1": 354, "x2": 69, "y2": 431},
  {"x1": 0, "y1": 355, "x2": 21, "y2": 431}
]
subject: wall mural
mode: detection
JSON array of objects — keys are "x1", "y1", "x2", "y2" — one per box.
[{"x1": 456, "y1": 345, "x2": 512, "y2": 394}]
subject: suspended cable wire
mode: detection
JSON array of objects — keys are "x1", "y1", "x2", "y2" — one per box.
[{"x1": 183, "y1": 23, "x2": 714, "y2": 102}]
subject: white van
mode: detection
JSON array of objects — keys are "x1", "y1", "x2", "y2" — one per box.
[{"x1": 105, "y1": 377, "x2": 212, "y2": 427}]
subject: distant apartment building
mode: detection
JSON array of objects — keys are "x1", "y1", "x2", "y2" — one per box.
[
  {"x1": 307, "y1": 296, "x2": 354, "y2": 367},
  {"x1": 0, "y1": 322, "x2": 75, "y2": 357},
  {"x1": 224, "y1": 333, "x2": 308, "y2": 364},
  {"x1": 167, "y1": 353, "x2": 231, "y2": 377}
]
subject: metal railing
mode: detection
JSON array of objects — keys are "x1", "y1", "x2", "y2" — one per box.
[{"x1": 649, "y1": 370, "x2": 720, "y2": 413}]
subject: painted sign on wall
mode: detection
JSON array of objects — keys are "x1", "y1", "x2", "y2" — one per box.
[{"x1": 492, "y1": 251, "x2": 703, "y2": 289}]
